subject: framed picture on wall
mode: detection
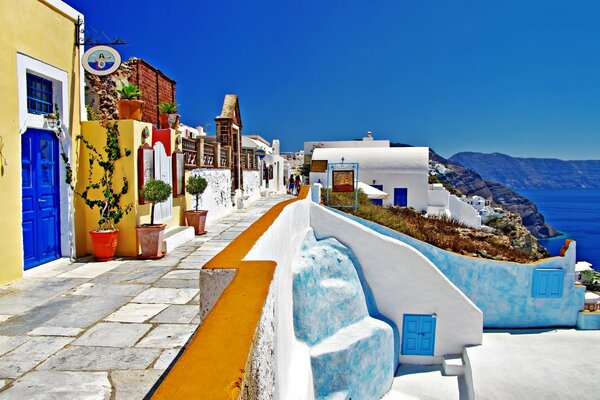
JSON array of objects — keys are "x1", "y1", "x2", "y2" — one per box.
[
  {"x1": 172, "y1": 151, "x2": 185, "y2": 197},
  {"x1": 138, "y1": 144, "x2": 154, "y2": 204},
  {"x1": 332, "y1": 170, "x2": 354, "y2": 192}
]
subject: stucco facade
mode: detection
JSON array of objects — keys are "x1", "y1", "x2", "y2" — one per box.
[{"x1": 0, "y1": 0, "x2": 84, "y2": 284}]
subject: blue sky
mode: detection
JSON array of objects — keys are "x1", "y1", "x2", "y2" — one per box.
[{"x1": 65, "y1": 0, "x2": 600, "y2": 160}]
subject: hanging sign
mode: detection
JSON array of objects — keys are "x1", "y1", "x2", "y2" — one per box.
[
  {"x1": 82, "y1": 45, "x2": 121, "y2": 76},
  {"x1": 332, "y1": 170, "x2": 355, "y2": 192}
]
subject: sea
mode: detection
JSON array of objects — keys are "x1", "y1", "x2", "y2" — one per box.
[{"x1": 517, "y1": 189, "x2": 600, "y2": 271}]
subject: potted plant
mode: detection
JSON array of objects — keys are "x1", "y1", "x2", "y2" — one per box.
[
  {"x1": 158, "y1": 101, "x2": 180, "y2": 129},
  {"x1": 64, "y1": 120, "x2": 133, "y2": 261},
  {"x1": 116, "y1": 82, "x2": 143, "y2": 121},
  {"x1": 137, "y1": 179, "x2": 172, "y2": 258},
  {"x1": 185, "y1": 175, "x2": 208, "y2": 235}
]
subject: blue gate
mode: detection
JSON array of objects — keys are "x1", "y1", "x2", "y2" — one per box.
[
  {"x1": 21, "y1": 129, "x2": 61, "y2": 269},
  {"x1": 394, "y1": 188, "x2": 408, "y2": 206},
  {"x1": 401, "y1": 314, "x2": 436, "y2": 356}
]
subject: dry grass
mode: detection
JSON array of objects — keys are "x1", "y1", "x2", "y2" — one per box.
[{"x1": 325, "y1": 189, "x2": 542, "y2": 263}]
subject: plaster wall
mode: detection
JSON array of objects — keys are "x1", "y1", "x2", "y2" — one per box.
[
  {"x1": 311, "y1": 204, "x2": 483, "y2": 364},
  {"x1": 428, "y1": 188, "x2": 449, "y2": 207},
  {"x1": 334, "y1": 211, "x2": 586, "y2": 328},
  {"x1": 187, "y1": 168, "x2": 234, "y2": 224},
  {"x1": 0, "y1": 0, "x2": 84, "y2": 283},
  {"x1": 78, "y1": 121, "x2": 184, "y2": 257},
  {"x1": 303, "y1": 139, "x2": 390, "y2": 159},
  {"x1": 244, "y1": 199, "x2": 314, "y2": 400},
  {"x1": 448, "y1": 194, "x2": 481, "y2": 229},
  {"x1": 242, "y1": 170, "x2": 261, "y2": 203}
]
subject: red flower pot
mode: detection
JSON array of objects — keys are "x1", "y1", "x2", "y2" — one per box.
[
  {"x1": 136, "y1": 224, "x2": 167, "y2": 258},
  {"x1": 89, "y1": 230, "x2": 119, "y2": 261},
  {"x1": 185, "y1": 210, "x2": 208, "y2": 235}
]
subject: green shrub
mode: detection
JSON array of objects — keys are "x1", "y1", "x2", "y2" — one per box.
[
  {"x1": 186, "y1": 175, "x2": 208, "y2": 211},
  {"x1": 159, "y1": 101, "x2": 179, "y2": 114},
  {"x1": 141, "y1": 179, "x2": 172, "y2": 225},
  {"x1": 116, "y1": 82, "x2": 141, "y2": 100}
]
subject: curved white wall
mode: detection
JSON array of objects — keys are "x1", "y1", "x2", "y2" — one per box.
[
  {"x1": 310, "y1": 203, "x2": 483, "y2": 364},
  {"x1": 244, "y1": 199, "x2": 314, "y2": 400},
  {"x1": 449, "y1": 194, "x2": 481, "y2": 229}
]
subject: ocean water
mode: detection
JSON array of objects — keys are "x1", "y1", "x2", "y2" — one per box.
[{"x1": 517, "y1": 189, "x2": 600, "y2": 270}]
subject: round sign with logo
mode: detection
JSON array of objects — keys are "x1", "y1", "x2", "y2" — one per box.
[
  {"x1": 255, "y1": 149, "x2": 266, "y2": 160},
  {"x1": 82, "y1": 45, "x2": 121, "y2": 76}
]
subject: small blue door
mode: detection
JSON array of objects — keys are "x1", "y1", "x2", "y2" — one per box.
[
  {"x1": 370, "y1": 184, "x2": 383, "y2": 205},
  {"x1": 394, "y1": 188, "x2": 408, "y2": 206},
  {"x1": 402, "y1": 314, "x2": 436, "y2": 356},
  {"x1": 22, "y1": 129, "x2": 61, "y2": 269}
]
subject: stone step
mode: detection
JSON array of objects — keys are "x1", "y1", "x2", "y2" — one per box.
[
  {"x1": 161, "y1": 226, "x2": 195, "y2": 253},
  {"x1": 310, "y1": 317, "x2": 394, "y2": 400},
  {"x1": 442, "y1": 354, "x2": 465, "y2": 376}
]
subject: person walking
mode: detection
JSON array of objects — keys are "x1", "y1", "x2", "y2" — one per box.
[
  {"x1": 294, "y1": 175, "x2": 301, "y2": 195},
  {"x1": 288, "y1": 174, "x2": 295, "y2": 194}
]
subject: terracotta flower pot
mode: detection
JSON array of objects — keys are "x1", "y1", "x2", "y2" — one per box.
[
  {"x1": 136, "y1": 224, "x2": 166, "y2": 258},
  {"x1": 117, "y1": 99, "x2": 144, "y2": 121},
  {"x1": 159, "y1": 113, "x2": 180, "y2": 130},
  {"x1": 186, "y1": 210, "x2": 208, "y2": 235},
  {"x1": 89, "y1": 230, "x2": 119, "y2": 261}
]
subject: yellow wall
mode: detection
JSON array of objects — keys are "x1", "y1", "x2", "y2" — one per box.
[
  {"x1": 78, "y1": 121, "x2": 185, "y2": 257},
  {"x1": 0, "y1": 1, "x2": 82, "y2": 284}
]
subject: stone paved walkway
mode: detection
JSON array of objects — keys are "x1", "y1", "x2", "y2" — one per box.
[{"x1": 0, "y1": 195, "x2": 290, "y2": 400}]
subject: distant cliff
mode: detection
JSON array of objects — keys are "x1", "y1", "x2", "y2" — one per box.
[
  {"x1": 450, "y1": 152, "x2": 600, "y2": 189},
  {"x1": 430, "y1": 150, "x2": 559, "y2": 239}
]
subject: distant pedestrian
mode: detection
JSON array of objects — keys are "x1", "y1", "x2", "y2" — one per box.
[
  {"x1": 288, "y1": 174, "x2": 295, "y2": 194},
  {"x1": 295, "y1": 175, "x2": 301, "y2": 195}
]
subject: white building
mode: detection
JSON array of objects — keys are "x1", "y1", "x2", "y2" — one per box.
[
  {"x1": 310, "y1": 147, "x2": 430, "y2": 211},
  {"x1": 304, "y1": 132, "x2": 390, "y2": 162}
]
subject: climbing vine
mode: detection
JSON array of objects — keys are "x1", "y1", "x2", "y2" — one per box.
[{"x1": 58, "y1": 109, "x2": 133, "y2": 231}]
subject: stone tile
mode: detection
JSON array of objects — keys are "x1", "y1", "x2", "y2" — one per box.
[
  {"x1": 153, "y1": 348, "x2": 182, "y2": 370},
  {"x1": 57, "y1": 261, "x2": 123, "y2": 278},
  {"x1": 0, "y1": 279, "x2": 87, "y2": 315},
  {"x1": 111, "y1": 369, "x2": 163, "y2": 400},
  {"x1": 132, "y1": 288, "x2": 198, "y2": 305},
  {"x1": 37, "y1": 346, "x2": 161, "y2": 371},
  {"x1": 0, "y1": 296, "x2": 82, "y2": 336},
  {"x1": 68, "y1": 282, "x2": 149, "y2": 298},
  {"x1": 73, "y1": 323, "x2": 151, "y2": 347},
  {"x1": 110, "y1": 267, "x2": 172, "y2": 285},
  {"x1": 151, "y1": 305, "x2": 198, "y2": 324},
  {"x1": 153, "y1": 279, "x2": 199, "y2": 289},
  {"x1": 176, "y1": 261, "x2": 207, "y2": 270},
  {"x1": 28, "y1": 327, "x2": 82, "y2": 337},
  {"x1": 22, "y1": 258, "x2": 74, "y2": 278},
  {"x1": 136, "y1": 324, "x2": 196, "y2": 349},
  {"x1": 191, "y1": 248, "x2": 221, "y2": 256},
  {"x1": 0, "y1": 337, "x2": 72, "y2": 378},
  {"x1": 0, "y1": 316, "x2": 13, "y2": 323},
  {"x1": 43, "y1": 295, "x2": 131, "y2": 329},
  {"x1": 105, "y1": 303, "x2": 169, "y2": 323},
  {"x1": 162, "y1": 270, "x2": 199, "y2": 280},
  {"x1": 0, "y1": 336, "x2": 30, "y2": 357},
  {"x1": 189, "y1": 294, "x2": 200, "y2": 305},
  {"x1": 0, "y1": 371, "x2": 110, "y2": 400}
]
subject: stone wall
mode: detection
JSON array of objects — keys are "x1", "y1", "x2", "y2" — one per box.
[{"x1": 243, "y1": 170, "x2": 261, "y2": 203}]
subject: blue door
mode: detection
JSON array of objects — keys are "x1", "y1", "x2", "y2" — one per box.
[
  {"x1": 402, "y1": 314, "x2": 436, "y2": 356},
  {"x1": 370, "y1": 184, "x2": 383, "y2": 205},
  {"x1": 394, "y1": 188, "x2": 408, "y2": 207},
  {"x1": 21, "y1": 129, "x2": 61, "y2": 270}
]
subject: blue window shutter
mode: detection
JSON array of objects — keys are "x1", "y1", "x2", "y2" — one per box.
[{"x1": 532, "y1": 269, "x2": 564, "y2": 298}]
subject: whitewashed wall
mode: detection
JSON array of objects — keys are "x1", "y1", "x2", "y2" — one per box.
[
  {"x1": 242, "y1": 170, "x2": 261, "y2": 204},
  {"x1": 189, "y1": 168, "x2": 233, "y2": 224},
  {"x1": 244, "y1": 198, "x2": 314, "y2": 400},
  {"x1": 311, "y1": 203, "x2": 483, "y2": 364},
  {"x1": 449, "y1": 194, "x2": 481, "y2": 229}
]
